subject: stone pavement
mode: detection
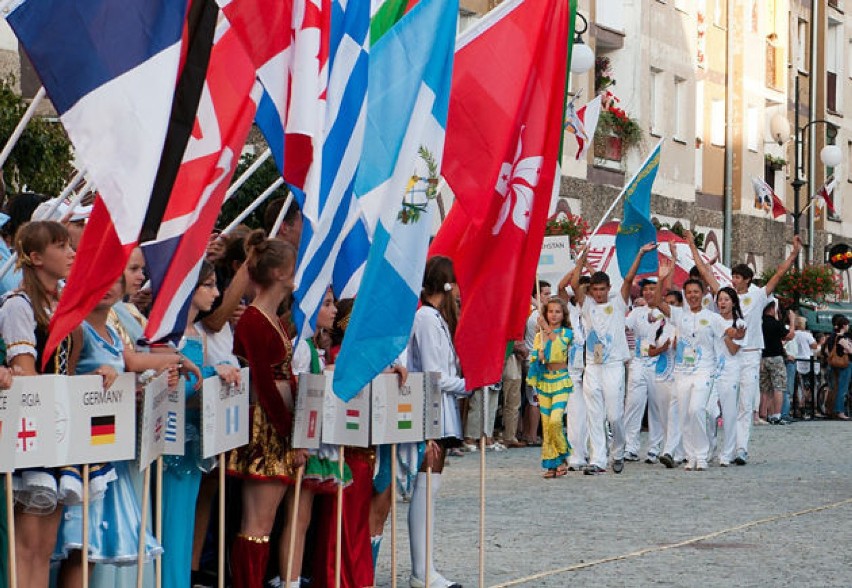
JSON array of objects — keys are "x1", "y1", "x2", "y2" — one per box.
[{"x1": 374, "y1": 421, "x2": 852, "y2": 587}]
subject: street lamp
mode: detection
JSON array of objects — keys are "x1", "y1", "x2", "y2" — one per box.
[{"x1": 570, "y1": 13, "x2": 594, "y2": 74}]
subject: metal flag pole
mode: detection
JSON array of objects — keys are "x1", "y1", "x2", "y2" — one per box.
[
  {"x1": 0, "y1": 86, "x2": 46, "y2": 170},
  {"x1": 223, "y1": 149, "x2": 272, "y2": 202},
  {"x1": 220, "y1": 177, "x2": 285, "y2": 236},
  {"x1": 479, "y1": 389, "x2": 486, "y2": 588},
  {"x1": 268, "y1": 193, "x2": 295, "y2": 238}
]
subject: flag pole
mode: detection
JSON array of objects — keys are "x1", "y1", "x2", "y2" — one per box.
[
  {"x1": 220, "y1": 177, "x2": 285, "y2": 236},
  {"x1": 82, "y1": 464, "x2": 90, "y2": 588},
  {"x1": 136, "y1": 466, "x2": 151, "y2": 588},
  {"x1": 479, "y1": 389, "x2": 486, "y2": 588},
  {"x1": 587, "y1": 138, "x2": 665, "y2": 241},
  {"x1": 0, "y1": 86, "x2": 46, "y2": 170},
  {"x1": 424, "y1": 462, "x2": 431, "y2": 588},
  {"x1": 5, "y1": 472, "x2": 16, "y2": 588},
  {"x1": 268, "y1": 193, "x2": 295, "y2": 238},
  {"x1": 285, "y1": 466, "x2": 304, "y2": 585},
  {"x1": 218, "y1": 454, "x2": 225, "y2": 588},
  {"x1": 335, "y1": 446, "x2": 345, "y2": 588},
  {"x1": 155, "y1": 457, "x2": 163, "y2": 588},
  {"x1": 224, "y1": 149, "x2": 272, "y2": 202},
  {"x1": 390, "y1": 444, "x2": 398, "y2": 588}
]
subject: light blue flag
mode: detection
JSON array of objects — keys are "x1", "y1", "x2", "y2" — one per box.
[
  {"x1": 333, "y1": 0, "x2": 458, "y2": 400},
  {"x1": 616, "y1": 139, "x2": 663, "y2": 277}
]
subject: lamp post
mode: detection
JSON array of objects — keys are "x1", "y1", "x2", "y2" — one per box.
[
  {"x1": 771, "y1": 76, "x2": 842, "y2": 265},
  {"x1": 570, "y1": 13, "x2": 594, "y2": 74}
]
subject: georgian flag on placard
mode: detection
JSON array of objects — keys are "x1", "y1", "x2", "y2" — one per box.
[{"x1": 429, "y1": 0, "x2": 571, "y2": 390}]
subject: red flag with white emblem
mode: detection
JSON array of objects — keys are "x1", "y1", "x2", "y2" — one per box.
[{"x1": 429, "y1": 0, "x2": 570, "y2": 389}]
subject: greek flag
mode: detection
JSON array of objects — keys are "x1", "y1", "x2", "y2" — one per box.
[
  {"x1": 333, "y1": 0, "x2": 457, "y2": 400},
  {"x1": 292, "y1": 0, "x2": 371, "y2": 341}
]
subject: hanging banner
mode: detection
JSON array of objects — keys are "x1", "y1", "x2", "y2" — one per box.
[
  {"x1": 0, "y1": 384, "x2": 21, "y2": 473},
  {"x1": 201, "y1": 368, "x2": 250, "y2": 459},
  {"x1": 424, "y1": 371, "x2": 443, "y2": 440},
  {"x1": 55, "y1": 373, "x2": 136, "y2": 466},
  {"x1": 371, "y1": 372, "x2": 425, "y2": 445},
  {"x1": 322, "y1": 371, "x2": 370, "y2": 448},
  {"x1": 163, "y1": 376, "x2": 186, "y2": 456},
  {"x1": 293, "y1": 373, "x2": 325, "y2": 450},
  {"x1": 138, "y1": 371, "x2": 170, "y2": 471},
  {"x1": 13, "y1": 375, "x2": 58, "y2": 470},
  {"x1": 538, "y1": 235, "x2": 573, "y2": 291}
]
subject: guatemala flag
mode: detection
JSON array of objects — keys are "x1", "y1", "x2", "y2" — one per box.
[
  {"x1": 333, "y1": 0, "x2": 457, "y2": 400},
  {"x1": 616, "y1": 139, "x2": 663, "y2": 278}
]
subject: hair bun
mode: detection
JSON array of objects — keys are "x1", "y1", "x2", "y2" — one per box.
[{"x1": 244, "y1": 229, "x2": 268, "y2": 256}]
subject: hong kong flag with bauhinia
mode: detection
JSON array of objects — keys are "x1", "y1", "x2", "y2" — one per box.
[{"x1": 428, "y1": 0, "x2": 572, "y2": 390}]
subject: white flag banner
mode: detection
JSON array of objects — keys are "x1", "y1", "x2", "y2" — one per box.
[
  {"x1": 201, "y1": 368, "x2": 250, "y2": 459},
  {"x1": 322, "y1": 371, "x2": 370, "y2": 448},
  {"x1": 163, "y1": 377, "x2": 186, "y2": 456},
  {"x1": 537, "y1": 235, "x2": 573, "y2": 292},
  {"x1": 424, "y1": 371, "x2": 443, "y2": 441},
  {"x1": 0, "y1": 385, "x2": 21, "y2": 473},
  {"x1": 13, "y1": 375, "x2": 58, "y2": 470},
  {"x1": 293, "y1": 373, "x2": 325, "y2": 450},
  {"x1": 55, "y1": 373, "x2": 136, "y2": 466},
  {"x1": 138, "y1": 372, "x2": 170, "y2": 471},
  {"x1": 371, "y1": 372, "x2": 425, "y2": 445}
]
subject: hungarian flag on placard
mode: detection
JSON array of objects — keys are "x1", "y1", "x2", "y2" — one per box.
[{"x1": 429, "y1": 0, "x2": 571, "y2": 390}]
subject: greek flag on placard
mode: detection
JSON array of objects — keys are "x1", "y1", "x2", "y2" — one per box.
[
  {"x1": 291, "y1": 0, "x2": 371, "y2": 341},
  {"x1": 333, "y1": 0, "x2": 458, "y2": 400}
]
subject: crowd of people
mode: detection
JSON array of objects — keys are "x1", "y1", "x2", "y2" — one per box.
[{"x1": 0, "y1": 187, "x2": 850, "y2": 588}]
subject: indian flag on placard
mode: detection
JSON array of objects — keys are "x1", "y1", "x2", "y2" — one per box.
[
  {"x1": 397, "y1": 403, "x2": 413, "y2": 430},
  {"x1": 90, "y1": 415, "x2": 116, "y2": 446},
  {"x1": 345, "y1": 409, "x2": 360, "y2": 431}
]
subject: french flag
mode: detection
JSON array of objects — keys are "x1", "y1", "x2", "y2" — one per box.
[
  {"x1": 143, "y1": 22, "x2": 261, "y2": 344},
  {"x1": 7, "y1": 0, "x2": 195, "y2": 365}
]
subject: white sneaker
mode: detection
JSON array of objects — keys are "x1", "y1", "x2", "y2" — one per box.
[
  {"x1": 410, "y1": 573, "x2": 462, "y2": 588},
  {"x1": 696, "y1": 460, "x2": 708, "y2": 471},
  {"x1": 683, "y1": 460, "x2": 696, "y2": 471}
]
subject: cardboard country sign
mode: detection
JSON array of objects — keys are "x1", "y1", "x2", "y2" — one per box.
[
  {"x1": 201, "y1": 368, "x2": 250, "y2": 459},
  {"x1": 138, "y1": 371, "x2": 170, "y2": 471},
  {"x1": 293, "y1": 373, "x2": 325, "y2": 450},
  {"x1": 322, "y1": 371, "x2": 370, "y2": 448},
  {"x1": 12, "y1": 375, "x2": 58, "y2": 470},
  {"x1": 163, "y1": 376, "x2": 186, "y2": 457},
  {"x1": 371, "y1": 372, "x2": 425, "y2": 445},
  {"x1": 424, "y1": 371, "x2": 443, "y2": 440},
  {"x1": 0, "y1": 384, "x2": 21, "y2": 473},
  {"x1": 55, "y1": 373, "x2": 136, "y2": 466}
]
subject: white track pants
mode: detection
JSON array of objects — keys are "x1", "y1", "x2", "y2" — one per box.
[
  {"x1": 715, "y1": 367, "x2": 740, "y2": 463},
  {"x1": 583, "y1": 362, "x2": 626, "y2": 468},
  {"x1": 566, "y1": 367, "x2": 588, "y2": 467},
  {"x1": 736, "y1": 351, "x2": 761, "y2": 454},
  {"x1": 624, "y1": 361, "x2": 664, "y2": 456},
  {"x1": 673, "y1": 371, "x2": 714, "y2": 463}
]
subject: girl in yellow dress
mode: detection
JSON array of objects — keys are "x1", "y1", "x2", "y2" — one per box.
[{"x1": 527, "y1": 297, "x2": 574, "y2": 478}]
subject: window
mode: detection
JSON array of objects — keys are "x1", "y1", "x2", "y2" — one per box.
[
  {"x1": 796, "y1": 20, "x2": 808, "y2": 72},
  {"x1": 650, "y1": 68, "x2": 664, "y2": 136},
  {"x1": 827, "y1": 22, "x2": 842, "y2": 111},
  {"x1": 747, "y1": 106, "x2": 759, "y2": 151},
  {"x1": 674, "y1": 77, "x2": 687, "y2": 141},
  {"x1": 710, "y1": 99, "x2": 725, "y2": 146}
]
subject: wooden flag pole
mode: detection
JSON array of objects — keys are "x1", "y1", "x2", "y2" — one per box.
[
  {"x1": 334, "y1": 446, "x2": 345, "y2": 588},
  {"x1": 82, "y1": 464, "x2": 90, "y2": 588},
  {"x1": 285, "y1": 466, "x2": 304, "y2": 585},
  {"x1": 218, "y1": 454, "x2": 225, "y2": 588},
  {"x1": 220, "y1": 177, "x2": 285, "y2": 236},
  {"x1": 268, "y1": 193, "x2": 295, "y2": 239},
  {"x1": 424, "y1": 464, "x2": 432, "y2": 588},
  {"x1": 390, "y1": 444, "x2": 398, "y2": 588},
  {"x1": 224, "y1": 148, "x2": 272, "y2": 202},
  {"x1": 5, "y1": 472, "x2": 17, "y2": 588},
  {"x1": 155, "y1": 457, "x2": 163, "y2": 588},
  {"x1": 136, "y1": 466, "x2": 151, "y2": 588},
  {"x1": 0, "y1": 86, "x2": 46, "y2": 170}
]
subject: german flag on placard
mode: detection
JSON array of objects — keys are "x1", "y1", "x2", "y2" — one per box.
[{"x1": 90, "y1": 415, "x2": 116, "y2": 446}]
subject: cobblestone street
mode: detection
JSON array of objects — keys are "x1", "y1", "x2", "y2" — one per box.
[{"x1": 374, "y1": 421, "x2": 852, "y2": 587}]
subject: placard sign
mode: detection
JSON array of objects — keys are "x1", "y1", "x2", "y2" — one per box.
[
  {"x1": 201, "y1": 368, "x2": 250, "y2": 459},
  {"x1": 371, "y1": 372, "x2": 425, "y2": 444},
  {"x1": 163, "y1": 377, "x2": 186, "y2": 456},
  {"x1": 322, "y1": 371, "x2": 370, "y2": 448},
  {"x1": 55, "y1": 373, "x2": 136, "y2": 466},
  {"x1": 424, "y1": 372, "x2": 443, "y2": 440},
  {"x1": 0, "y1": 384, "x2": 20, "y2": 473},
  {"x1": 138, "y1": 371, "x2": 170, "y2": 471},
  {"x1": 13, "y1": 375, "x2": 58, "y2": 470},
  {"x1": 293, "y1": 373, "x2": 325, "y2": 450}
]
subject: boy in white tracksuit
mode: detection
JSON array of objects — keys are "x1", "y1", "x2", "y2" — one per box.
[{"x1": 572, "y1": 242, "x2": 657, "y2": 474}]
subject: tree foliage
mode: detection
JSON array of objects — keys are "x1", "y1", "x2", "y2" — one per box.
[{"x1": 0, "y1": 78, "x2": 73, "y2": 197}]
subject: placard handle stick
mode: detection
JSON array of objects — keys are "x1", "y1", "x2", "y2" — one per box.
[
  {"x1": 285, "y1": 466, "x2": 304, "y2": 584},
  {"x1": 390, "y1": 444, "x2": 397, "y2": 588},
  {"x1": 82, "y1": 464, "x2": 90, "y2": 587},
  {"x1": 334, "y1": 446, "x2": 345, "y2": 588},
  {"x1": 425, "y1": 464, "x2": 432, "y2": 588},
  {"x1": 5, "y1": 472, "x2": 17, "y2": 588},
  {"x1": 218, "y1": 454, "x2": 225, "y2": 588},
  {"x1": 136, "y1": 466, "x2": 151, "y2": 588},
  {"x1": 155, "y1": 457, "x2": 163, "y2": 588}
]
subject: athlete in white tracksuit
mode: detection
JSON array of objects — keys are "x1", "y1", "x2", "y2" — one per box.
[
  {"x1": 712, "y1": 286, "x2": 746, "y2": 466},
  {"x1": 565, "y1": 299, "x2": 589, "y2": 469}
]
